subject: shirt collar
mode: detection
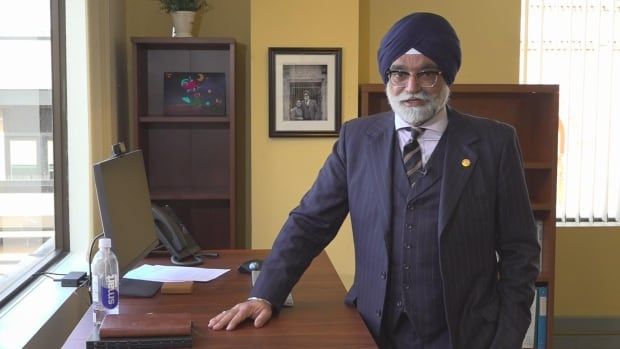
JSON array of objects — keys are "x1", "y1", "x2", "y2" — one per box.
[{"x1": 394, "y1": 106, "x2": 449, "y2": 134}]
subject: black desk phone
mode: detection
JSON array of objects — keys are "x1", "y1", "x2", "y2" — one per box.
[{"x1": 152, "y1": 204, "x2": 203, "y2": 266}]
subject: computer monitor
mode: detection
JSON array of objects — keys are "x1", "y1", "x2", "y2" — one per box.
[{"x1": 93, "y1": 149, "x2": 159, "y2": 278}]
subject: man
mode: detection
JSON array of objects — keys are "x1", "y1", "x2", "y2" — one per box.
[
  {"x1": 209, "y1": 12, "x2": 539, "y2": 349},
  {"x1": 301, "y1": 89, "x2": 321, "y2": 120},
  {"x1": 289, "y1": 99, "x2": 304, "y2": 120}
]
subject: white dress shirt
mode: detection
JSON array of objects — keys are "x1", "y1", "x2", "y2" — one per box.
[{"x1": 394, "y1": 107, "x2": 449, "y2": 166}]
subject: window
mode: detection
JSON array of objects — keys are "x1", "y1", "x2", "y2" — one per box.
[
  {"x1": 0, "y1": 0, "x2": 67, "y2": 306},
  {"x1": 520, "y1": 0, "x2": 620, "y2": 223}
]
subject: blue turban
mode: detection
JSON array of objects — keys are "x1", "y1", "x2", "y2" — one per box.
[{"x1": 377, "y1": 12, "x2": 461, "y2": 85}]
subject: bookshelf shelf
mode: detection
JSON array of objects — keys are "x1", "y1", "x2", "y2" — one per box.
[
  {"x1": 524, "y1": 162, "x2": 554, "y2": 170},
  {"x1": 531, "y1": 203, "x2": 553, "y2": 211},
  {"x1": 150, "y1": 191, "x2": 230, "y2": 201},
  {"x1": 359, "y1": 83, "x2": 558, "y2": 349},
  {"x1": 138, "y1": 116, "x2": 231, "y2": 123},
  {"x1": 536, "y1": 273, "x2": 551, "y2": 283}
]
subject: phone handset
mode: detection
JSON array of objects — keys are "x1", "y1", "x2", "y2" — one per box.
[{"x1": 152, "y1": 204, "x2": 203, "y2": 266}]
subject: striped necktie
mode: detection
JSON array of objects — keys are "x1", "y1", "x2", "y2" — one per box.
[{"x1": 403, "y1": 127, "x2": 424, "y2": 186}]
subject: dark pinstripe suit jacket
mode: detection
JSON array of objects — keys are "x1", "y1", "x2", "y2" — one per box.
[{"x1": 251, "y1": 108, "x2": 540, "y2": 349}]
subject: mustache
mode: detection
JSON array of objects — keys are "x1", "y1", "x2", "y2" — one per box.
[{"x1": 392, "y1": 91, "x2": 432, "y2": 103}]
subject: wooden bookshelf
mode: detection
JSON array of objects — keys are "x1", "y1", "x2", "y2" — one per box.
[
  {"x1": 359, "y1": 83, "x2": 558, "y2": 348},
  {"x1": 132, "y1": 37, "x2": 236, "y2": 249}
]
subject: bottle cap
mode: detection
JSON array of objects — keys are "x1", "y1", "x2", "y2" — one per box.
[{"x1": 99, "y1": 238, "x2": 112, "y2": 249}]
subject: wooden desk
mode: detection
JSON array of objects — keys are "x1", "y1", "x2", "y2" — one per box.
[{"x1": 62, "y1": 250, "x2": 377, "y2": 348}]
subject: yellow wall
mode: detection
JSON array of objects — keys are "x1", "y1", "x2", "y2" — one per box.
[
  {"x1": 88, "y1": 0, "x2": 128, "y2": 237},
  {"x1": 249, "y1": 0, "x2": 359, "y2": 286},
  {"x1": 555, "y1": 226, "x2": 620, "y2": 317}
]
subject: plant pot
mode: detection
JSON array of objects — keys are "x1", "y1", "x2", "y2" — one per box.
[{"x1": 170, "y1": 11, "x2": 196, "y2": 37}]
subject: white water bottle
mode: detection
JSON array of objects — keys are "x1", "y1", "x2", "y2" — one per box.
[{"x1": 91, "y1": 237, "x2": 119, "y2": 325}]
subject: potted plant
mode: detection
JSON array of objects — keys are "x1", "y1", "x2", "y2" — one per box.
[
  {"x1": 158, "y1": 0, "x2": 208, "y2": 37},
  {"x1": 158, "y1": 0, "x2": 207, "y2": 13}
]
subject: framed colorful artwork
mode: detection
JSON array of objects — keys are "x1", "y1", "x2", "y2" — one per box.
[{"x1": 163, "y1": 72, "x2": 226, "y2": 116}]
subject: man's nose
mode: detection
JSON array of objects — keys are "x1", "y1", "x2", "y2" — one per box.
[{"x1": 404, "y1": 74, "x2": 421, "y2": 93}]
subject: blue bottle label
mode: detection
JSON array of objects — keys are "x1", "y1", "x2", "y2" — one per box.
[
  {"x1": 101, "y1": 274, "x2": 119, "y2": 309},
  {"x1": 101, "y1": 286, "x2": 119, "y2": 309}
]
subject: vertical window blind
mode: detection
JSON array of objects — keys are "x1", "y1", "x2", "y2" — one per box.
[{"x1": 520, "y1": 0, "x2": 620, "y2": 223}]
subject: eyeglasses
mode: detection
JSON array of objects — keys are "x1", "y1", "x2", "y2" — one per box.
[{"x1": 386, "y1": 69, "x2": 443, "y2": 88}]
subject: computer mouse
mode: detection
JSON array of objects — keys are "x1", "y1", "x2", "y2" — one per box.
[{"x1": 238, "y1": 259, "x2": 263, "y2": 274}]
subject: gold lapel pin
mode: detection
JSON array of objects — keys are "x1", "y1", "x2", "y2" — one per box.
[{"x1": 461, "y1": 158, "x2": 471, "y2": 167}]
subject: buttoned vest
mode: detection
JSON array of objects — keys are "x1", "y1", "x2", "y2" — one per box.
[{"x1": 383, "y1": 130, "x2": 449, "y2": 340}]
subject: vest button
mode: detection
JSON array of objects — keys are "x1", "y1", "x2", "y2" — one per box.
[
  {"x1": 403, "y1": 264, "x2": 410, "y2": 270},
  {"x1": 405, "y1": 243, "x2": 412, "y2": 249},
  {"x1": 407, "y1": 205, "x2": 414, "y2": 211},
  {"x1": 406, "y1": 224, "x2": 413, "y2": 230},
  {"x1": 404, "y1": 284, "x2": 410, "y2": 290},
  {"x1": 396, "y1": 300, "x2": 403, "y2": 308},
  {"x1": 376, "y1": 310, "x2": 382, "y2": 317},
  {"x1": 380, "y1": 272, "x2": 386, "y2": 279}
]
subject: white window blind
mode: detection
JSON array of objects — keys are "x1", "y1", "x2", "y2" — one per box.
[{"x1": 520, "y1": 0, "x2": 620, "y2": 223}]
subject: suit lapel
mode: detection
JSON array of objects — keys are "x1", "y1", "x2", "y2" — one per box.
[
  {"x1": 365, "y1": 113, "x2": 396, "y2": 246},
  {"x1": 438, "y1": 109, "x2": 480, "y2": 236}
]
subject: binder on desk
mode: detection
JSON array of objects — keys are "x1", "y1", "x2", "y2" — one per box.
[{"x1": 87, "y1": 312, "x2": 193, "y2": 349}]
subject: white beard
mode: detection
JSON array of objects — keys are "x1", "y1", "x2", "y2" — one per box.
[{"x1": 386, "y1": 84, "x2": 450, "y2": 126}]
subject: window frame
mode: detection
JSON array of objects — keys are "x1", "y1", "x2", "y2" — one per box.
[{"x1": 0, "y1": 0, "x2": 69, "y2": 308}]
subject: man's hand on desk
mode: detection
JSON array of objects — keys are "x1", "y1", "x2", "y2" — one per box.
[{"x1": 208, "y1": 299, "x2": 273, "y2": 331}]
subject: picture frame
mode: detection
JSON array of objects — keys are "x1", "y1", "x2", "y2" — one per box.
[{"x1": 268, "y1": 48, "x2": 342, "y2": 137}]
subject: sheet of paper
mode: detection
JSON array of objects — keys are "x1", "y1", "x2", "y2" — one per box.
[{"x1": 124, "y1": 264, "x2": 229, "y2": 282}]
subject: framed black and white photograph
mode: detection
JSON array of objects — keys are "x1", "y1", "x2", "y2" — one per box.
[{"x1": 269, "y1": 47, "x2": 342, "y2": 137}]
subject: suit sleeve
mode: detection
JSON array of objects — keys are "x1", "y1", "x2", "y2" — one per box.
[
  {"x1": 491, "y1": 127, "x2": 541, "y2": 348},
  {"x1": 249, "y1": 122, "x2": 351, "y2": 309}
]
